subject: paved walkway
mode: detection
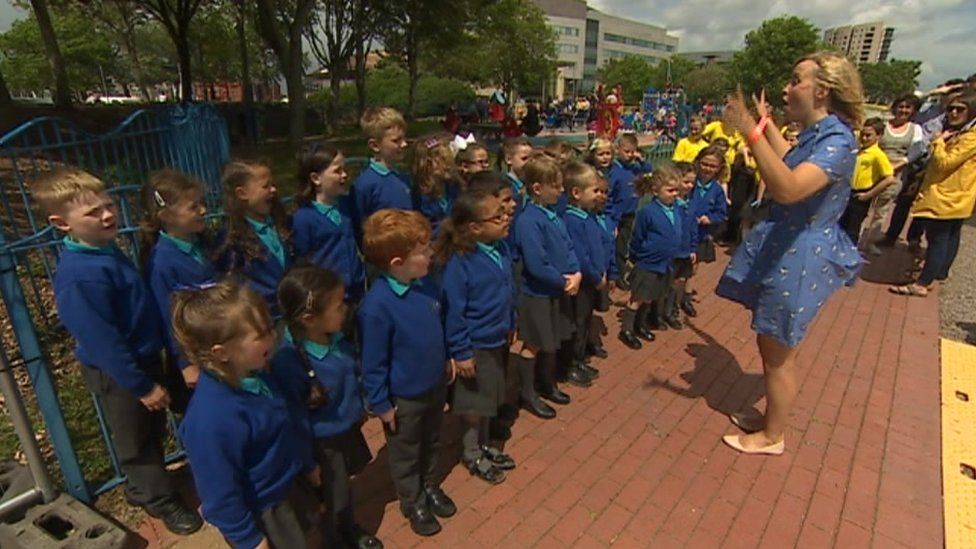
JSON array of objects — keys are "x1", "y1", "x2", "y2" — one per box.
[{"x1": 138, "y1": 246, "x2": 944, "y2": 548}]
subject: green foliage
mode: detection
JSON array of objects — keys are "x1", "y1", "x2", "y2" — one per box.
[
  {"x1": 859, "y1": 59, "x2": 922, "y2": 103},
  {"x1": 728, "y1": 16, "x2": 821, "y2": 102},
  {"x1": 683, "y1": 64, "x2": 731, "y2": 103},
  {"x1": 0, "y1": 10, "x2": 121, "y2": 93},
  {"x1": 309, "y1": 65, "x2": 476, "y2": 119},
  {"x1": 596, "y1": 56, "x2": 655, "y2": 104},
  {"x1": 649, "y1": 56, "x2": 697, "y2": 90}
]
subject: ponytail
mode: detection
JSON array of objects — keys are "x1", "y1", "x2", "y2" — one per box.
[{"x1": 432, "y1": 190, "x2": 493, "y2": 265}]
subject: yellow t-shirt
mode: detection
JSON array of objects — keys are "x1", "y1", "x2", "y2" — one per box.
[
  {"x1": 702, "y1": 121, "x2": 742, "y2": 150},
  {"x1": 672, "y1": 136, "x2": 709, "y2": 163},
  {"x1": 851, "y1": 143, "x2": 894, "y2": 191}
]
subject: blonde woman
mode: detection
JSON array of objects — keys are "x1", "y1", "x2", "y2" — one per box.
[{"x1": 716, "y1": 51, "x2": 865, "y2": 455}]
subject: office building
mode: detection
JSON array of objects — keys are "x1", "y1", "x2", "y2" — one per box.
[
  {"x1": 823, "y1": 22, "x2": 894, "y2": 65},
  {"x1": 534, "y1": 0, "x2": 679, "y2": 98}
]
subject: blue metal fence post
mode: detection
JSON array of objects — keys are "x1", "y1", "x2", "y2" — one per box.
[{"x1": 0, "y1": 238, "x2": 92, "y2": 503}]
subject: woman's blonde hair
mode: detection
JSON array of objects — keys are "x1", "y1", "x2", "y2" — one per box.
[
  {"x1": 797, "y1": 50, "x2": 865, "y2": 129},
  {"x1": 170, "y1": 278, "x2": 272, "y2": 388},
  {"x1": 410, "y1": 132, "x2": 456, "y2": 199}
]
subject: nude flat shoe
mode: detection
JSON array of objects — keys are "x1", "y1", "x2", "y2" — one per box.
[{"x1": 722, "y1": 434, "x2": 785, "y2": 455}]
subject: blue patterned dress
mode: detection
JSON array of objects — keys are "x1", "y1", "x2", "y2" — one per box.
[{"x1": 716, "y1": 114, "x2": 862, "y2": 347}]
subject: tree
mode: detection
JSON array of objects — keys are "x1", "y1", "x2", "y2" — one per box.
[
  {"x1": 477, "y1": 0, "x2": 556, "y2": 98},
  {"x1": 254, "y1": 0, "x2": 316, "y2": 143},
  {"x1": 859, "y1": 59, "x2": 921, "y2": 103},
  {"x1": 683, "y1": 64, "x2": 730, "y2": 103},
  {"x1": 305, "y1": 0, "x2": 373, "y2": 129},
  {"x1": 139, "y1": 0, "x2": 205, "y2": 101},
  {"x1": 596, "y1": 55, "x2": 654, "y2": 104},
  {"x1": 28, "y1": 0, "x2": 73, "y2": 107},
  {"x1": 0, "y1": 67, "x2": 12, "y2": 106},
  {"x1": 649, "y1": 55, "x2": 696, "y2": 90},
  {"x1": 74, "y1": 0, "x2": 154, "y2": 100},
  {"x1": 728, "y1": 16, "x2": 821, "y2": 103}
]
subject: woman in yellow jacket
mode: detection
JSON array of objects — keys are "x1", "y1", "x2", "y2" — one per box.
[{"x1": 891, "y1": 90, "x2": 976, "y2": 297}]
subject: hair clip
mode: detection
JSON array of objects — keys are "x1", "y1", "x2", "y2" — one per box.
[
  {"x1": 153, "y1": 190, "x2": 167, "y2": 209},
  {"x1": 425, "y1": 137, "x2": 441, "y2": 150},
  {"x1": 305, "y1": 290, "x2": 315, "y2": 312},
  {"x1": 174, "y1": 281, "x2": 217, "y2": 292}
]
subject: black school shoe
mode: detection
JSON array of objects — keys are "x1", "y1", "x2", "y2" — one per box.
[
  {"x1": 635, "y1": 326, "x2": 656, "y2": 342},
  {"x1": 465, "y1": 456, "x2": 506, "y2": 485},
  {"x1": 341, "y1": 524, "x2": 384, "y2": 549},
  {"x1": 681, "y1": 298, "x2": 698, "y2": 317},
  {"x1": 579, "y1": 361, "x2": 600, "y2": 379},
  {"x1": 423, "y1": 485, "x2": 457, "y2": 518},
  {"x1": 586, "y1": 344, "x2": 608, "y2": 359},
  {"x1": 145, "y1": 498, "x2": 203, "y2": 536},
  {"x1": 558, "y1": 364, "x2": 593, "y2": 387},
  {"x1": 481, "y1": 445, "x2": 516, "y2": 470},
  {"x1": 406, "y1": 505, "x2": 441, "y2": 537},
  {"x1": 618, "y1": 330, "x2": 642, "y2": 350},
  {"x1": 521, "y1": 396, "x2": 557, "y2": 418},
  {"x1": 539, "y1": 386, "x2": 571, "y2": 405},
  {"x1": 665, "y1": 315, "x2": 683, "y2": 330}
]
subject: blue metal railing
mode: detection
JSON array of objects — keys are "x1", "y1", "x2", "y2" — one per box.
[{"x1": 0, "y1": 103, "x2": 229, "y2": 503}]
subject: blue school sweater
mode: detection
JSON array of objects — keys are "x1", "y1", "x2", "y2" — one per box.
[
  {"x1": 595, "y1": 212, "x2": 619, "y2": 281},
  {"x1": 504, "y1": 171, "x2": 527, "y2": 260},
  {"x1": 351, "y1": 160, "x2": 413, "y2": 236},
  {"x1": 357, "y1": 276, "x2": 446, "y2": 415},
  {"x1": 53, "y1": 240, "x2": 164, "y2": 397},
  {"x1": 514, "y1": 202, "x2": 581, "y2": 297},
  {"x1": 271, "y1": 331, "x2": 365, "y2": 439},
  {"x1": 675, "y1": 198, "x2": 698, "y2": 259},
  {"x1": 630, "y1": 198, "x2": 682, "y2": 274},
  {"x1": 179, "y1": 371, "x2": 315, "y2": 549},
  {"x1": 216, "y1": 220, "x2": 291, "y2": 319},
  {"x1": 607, "y1": 159, "x2": 653, "y2": 224},
  {"x1": 688, "y1": 179, "x2": 728, "y2": 242},
  {"x1": 441, "y1": 241, "x2": 516, "y2": 361},
  {"x1": 292, "y1": 198, "x2": 366, "y2": 301},
  {"x1": 564, "y1": 206, "x2": 609, "y2": 287},
  {"x1": 413, "y1": 182, "x2": 460, "y2": 234},
  {"x1": 146, "y1": 234, "x2": 218, "y2": 370}
]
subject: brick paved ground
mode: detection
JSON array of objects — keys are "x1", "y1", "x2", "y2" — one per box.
[{"x1": 139, "y1": 244, "x2": 944, "y2": 548}]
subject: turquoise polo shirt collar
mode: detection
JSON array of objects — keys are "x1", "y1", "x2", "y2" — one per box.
[
  {"x1": 675, "y1": 197, "x2": 688, "y2": 208},
  {"x1": 566, "y1": 205, "x2": 589, "y2": 219},
  {"x1": 505, "y1": 171, "x2": 525, "y2": 193},
  {"x1": 369, "y1": 159, "x2": 391, "y2": 176},
  {"x1": 283, "y1": 327, "x2": 344, "y2": 361},
  {"x1": 475, "y1": 241, "x2": 502, "y2": 268},
  {"x1": 654, "y1": 198, "x2": 676, "y2": 225},
  {"x1": 240, "y1": 373, "x2": 273, "y2": 398},
  {"x1": 595, "y1": 213, "x2": 609, "y2": 232},
  {"x1": 245, "y1": 216, "x2": 286, "y2": 267},
  {"x1": 531, "y1": 202, "x2": 561, "y2": 224},
  {"x1": 384, "y1": 275, "x2": 421, "y2": 297},
  {"x1": 696, "y1": 179, "x2": 714, "y2": 198},
  {"x1": 62, "y1": 236, "x2": 115, "y2": 255},
  {"x1": 160, "y1": 231, "x2": 206, "y2": 264},
  {"x1": 612, "y1": 159, "x2": 624, "y2": 169},
  {"x1": 311, "y1": 200, "x2": 342, "y2": 226}
]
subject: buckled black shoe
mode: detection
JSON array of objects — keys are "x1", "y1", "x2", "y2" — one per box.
[
  {"x1": 681, "y1": 298, "x2": 698, "y2": 317},
  {"x1": 618, "y1": 330, "x2": 642, "y2": 350},
  {"x1": 465, "y1": 456, "x2": 506, "y2": 485},
  {"x1": 586, "y1": 344, "x2": 608, "y2": 359},
  {"x1": 521, "y1": 396, "x2": 556, "y2": 419},
  {"x1": 406, "y1": 504, "x2": 441, "y2": 536},
  {"x1": 635, "y1": 326, "x2": 656, "y2": 342},
  {"x1": 481, "y1": 445, "x2": 516, "y2": 470},
  {"x1": 341, "y1": 523, "x2": 384, "y2": 549},
  {"x1": 423, "y1": 485, "x2": 457, "y2": 518},
  {"x1": 147, "y1": 498, "x2": 203, "y2": 536},
  {"x1": 539, "y1": 386, "x2": 571, "y2": 405},
  {"x1": 665, "y1": 315, "x2": 683, "y2": 330}
]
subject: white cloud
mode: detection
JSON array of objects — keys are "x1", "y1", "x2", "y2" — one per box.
[{"x1": 589, "y1": 0, "x2": 975, "y2": 88}]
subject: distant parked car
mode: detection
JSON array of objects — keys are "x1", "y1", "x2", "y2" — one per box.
[{"x1": 84, "y1": 94, "x2": 141, "y2": 105}]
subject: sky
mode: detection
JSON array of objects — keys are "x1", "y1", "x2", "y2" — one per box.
[{"x1": 591, "y1": 0, "x2": 976, "y2": 89}]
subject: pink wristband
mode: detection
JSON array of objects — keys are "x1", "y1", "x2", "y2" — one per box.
[{"x1": 748, "y1": 116, "x2": 770, "y2": 145}]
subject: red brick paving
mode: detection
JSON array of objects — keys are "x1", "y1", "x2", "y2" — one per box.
[{"x1": 139, "y1": 246, "x2": 944, "y2": 548}]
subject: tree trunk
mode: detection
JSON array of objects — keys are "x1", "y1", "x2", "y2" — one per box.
[
  {"x1": 176, "y1": 31, "x2": 193, "y2": 101},
  {"x1": 327, "y1": 62, "x2": 344, "y2": 131},
  {"x1": 0, "y1": 67, "x2": 12, "y2": 106},
  {"x1": 122, "y1": 34, "x2": 152, "y2": 102},
  {"x1": 354, "y1": 40, "x2": 367, "y2": 117},
  {"x1": 236, "y1": 3, "x2": 253, "y2": 108},
  {"x1": 406, "y1": 29, "x2": 418, "y2": 120},
  {"x1": 285, "y1": 29, "x2": 306, "y2": 144},
  {"x1": 29, "y1": 0, "x2": 72, "y2": 108}
]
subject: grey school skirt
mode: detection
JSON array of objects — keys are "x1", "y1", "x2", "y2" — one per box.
[
  {"x1": 629, "y1": 267, "x2": 672, "y2": 303},
  {"x1": 517, "y1": 294, "x2": 574, "y2": 352},
  {"x1": 451, "y1": 346, "x2": 508, "y2": 417}
]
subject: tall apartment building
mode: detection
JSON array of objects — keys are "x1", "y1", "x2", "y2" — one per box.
[
  {"x1": 823, "y1": 22, "x2": 894, "y2": 65},
  {"x1": 534, "y1": 0, "x2": 679, "y2": 99}
]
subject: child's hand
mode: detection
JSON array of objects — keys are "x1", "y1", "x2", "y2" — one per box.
[
  {"x1": 565, "y1": 272, "x2": 582, "y2": 296},
  {"x1": 855, "y1": 192, "x2": 871, "y2": 202},
  {"x1": 597, "y1": 274, "x2": 608, "y2": 290},
  {"x1": 305, "y1": 465, "x2": 322, "y2": 487},
  {"x1": 379, "y1": 407, "x2": 397, "y2": 433},
  {"x1": 698, "y1": 215, "x2": 711, "y2": 225},
  {"x1": 181, "y1": 365, "x2": 200, "y2": 388},
  {"x1": 455, "y1": 358, "x2": 476, "y2": 379},
  {"x1": 139, "y1": 384, "x2": 171, "y2": 411}
]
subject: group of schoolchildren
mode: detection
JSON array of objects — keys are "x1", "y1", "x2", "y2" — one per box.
[{"x1": 33, "y1": 105, "x2": 735, "y2": 549}]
